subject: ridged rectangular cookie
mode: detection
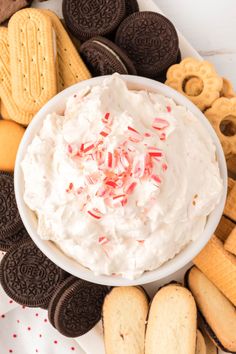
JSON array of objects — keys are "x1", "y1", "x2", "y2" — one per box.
[
  {"x1": 224, "y1": 226, "x2": 236, "y2": 256},
  {"x1": 193, "y1": 235, "x2": 236, "y2": 306},
  {"x1": 224, "y1": 180, "x2": 236, "y2": 222},
  {"x1": 0, "y1": 27, "x2": 33, "y2": 125},
  {"x1": 8, "y1": 8, "x2": 57, "y2": 114},
  {"x1": 40, "y1": 9, "x2": 91, "y2": 92},
  {"x1": 215, "y1": 215, "x2": 235, "y2": 242}
]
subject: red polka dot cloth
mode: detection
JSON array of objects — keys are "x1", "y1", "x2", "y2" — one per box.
[{"x1": 0, "y1": 252, "x2": 105, "y2": 354}]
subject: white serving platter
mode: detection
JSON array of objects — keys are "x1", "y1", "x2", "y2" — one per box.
[{"x1": 31, "y1": 0, "x2": 227, "y2": 353}]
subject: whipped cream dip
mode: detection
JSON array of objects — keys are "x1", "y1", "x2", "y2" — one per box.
[{"x1": 22, "y1": 74, "x2": 223, "y2": 279}]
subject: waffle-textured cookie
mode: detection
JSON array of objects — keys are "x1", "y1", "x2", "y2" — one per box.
[
  {"x1": 215, "y1": 215, "x2": 235, "y2": 242},
  {"x1": 80, "y1": 36, "x2": 137, "y2": 76},
  {"x1": 205, "y1": 97, "x2": 236, "y2": 158},
  {"x1": 0, "y1": 27, "x2": 33, "y2": 125},
  {"x1": 0, "y1": 171, "x2": 24, "y2": 244},
  {"x1": 40, "y1": 9, "x2": 91, "y2": 92},
  {"x1": 115, "y1": 11, "x2": 179, "y2": 78},
  {"x1": 8, "y1": 9, "x2": 57, "y2": 114},
  {"x1": 166, "y1": 57, "x2": 223, "y2": 111},
  {"x1": 193, "y1": 235, "x2": 236, "y2": 306},
  {"x1": 0, "y1": 120, "x2": 25, "y2": 172},
  {"x1": 63, "y1": 0, "x2": 126, "y2": 41}
]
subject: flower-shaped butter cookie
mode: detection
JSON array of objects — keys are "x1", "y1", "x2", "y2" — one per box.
[
  {"x1": 166, "y1": 57, "x2": 223, "y2": 111},
  {"x1": 205, "y1": 97, "x2": 236, "y2": 157}
]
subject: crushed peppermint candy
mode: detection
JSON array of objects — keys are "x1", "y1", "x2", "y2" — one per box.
[{"x1": 65, "y1": 109, "x2": 170, "y2": 219}]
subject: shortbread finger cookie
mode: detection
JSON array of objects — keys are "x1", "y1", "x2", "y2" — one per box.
[
  {"x1": 145, "y1": 284, "x2": 197, "y2": 354},
  {"x1": 224, "y1": 226, "x2": 236, "y2": 256},
  {"x1": 103, "y1": 287, "x2": 149, "y2": 354},
  {"x1": 8, "y1": 9, "x2": 57, "y2": 113},
  {"x1": 205, "y1": 97, "x2": 236, "y2": 158},
  {"x1": 0, "y1": 27, "x2": 33, "y2": 125},
  {"x1": 40, "y1": 9, "x2": 91, "y2": 92},
  {"x1": 221, "y1": 78, "x2": 235, "y2": 98},
  {"x1": 186, "y1": 267, "x2": 236, "y2": 353},
  {"x1": 166, "y1": 57, "x2": 223, "y2": 111},
  {"x1": 193, "y1": 235, "x2": 236, "y2": 306},
  {"x1": 224, "y1": 180, "x2": 236, "y2": 222}
]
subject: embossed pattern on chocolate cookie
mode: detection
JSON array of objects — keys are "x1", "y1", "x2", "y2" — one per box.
[
  {"x1": 80, "y1": 36, "x2": 137, "y2": 76},
  {"x1": 125, "y1": 0, "x2": 139, "y2": 16},
  {"x1": 48, "y1": 276, "x2": 77, "y2": 327},
  {"x1": 0, "y1": 226, "x2": 31, "y2": 252},
  {"x1": 0, "y1": 240, "x2": 67, "y2": 308},
  {"x1": 0, "y1": 172, "x2": 24, "y2": 241},
  {"x1": 115, "y1": 11, "x2": 179, "y2": 78},
  {"x1": 63, "y1": 0, "x2": 126, "y2": 41},
  {"x1": 54, "y1": 279, "x2": 109, "y2": 337}
]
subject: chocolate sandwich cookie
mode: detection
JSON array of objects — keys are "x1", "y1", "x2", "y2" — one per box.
[
  {"x1": 63, "y1": 0, "x2": 126, "y2": 41},
  {"x1": 155, "y1": 50, "x2": 182, "y2": 83},
  {"x1": 0, "y1": 226, "x2": 31, "y2": 252},
  {"x1": 52, "y1": 278, "x2": 109, "y2": 337},
  {"x1": 115, "y1": 11, "x2": 179, "y2": 78},
  {"x1": 0, "y1": 172, "x2": 24, "y2": 247},
  {"x1": 0, "y1": 0, "x2": 33, "y2": 24},
  {"x1": 0, "y1": 240, "x2": 67, "y2": 308},
  {"x1": 80, "y1": 36, "x2": 137, "y2": 76},
  {"x1": 125, "y1": 0, "x2": 139, "y2": 16},
  {"x1": 48, "y1": 276, "x2": 77, "y2": 327}
]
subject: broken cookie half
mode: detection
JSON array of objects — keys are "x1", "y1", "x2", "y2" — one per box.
[{"x1": 186, "y1": 266, "x2": 236, "y2": 353}]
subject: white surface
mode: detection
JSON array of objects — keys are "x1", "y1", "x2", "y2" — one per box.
[
  {"x1": 154, "y1": 0, "x2": 236, "y2": 89},
  {"x1": 11, "y1": 1, "x2": 231, "y2": 354}
]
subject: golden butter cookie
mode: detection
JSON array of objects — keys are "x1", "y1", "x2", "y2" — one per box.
[
  {"x1": 221, "y1": 78, "x2": 235, "y2": 98},
  {"x1": 0, "y1": 27, "x2": 33, "y2": 126},
  {"x1": 1, "y1": 101, "x2": 11, "y2": 120},
  {"x1": 184, "y1": 76, "x2": 203, "y2": 97},
  {"x1": 193, "y1": 235, "x2": 236, "y2": 306},
  {"x1": 204, "y1": 97, "x2": 236, "y2": 158},
  {"x1": 166, "y1": 57, "x2": 223, "y2": 111},
  {"x1": 224, "y1": 179, "x2": 236, "y2": 223},
  {"x1": 39, "y1": 9, "x2": 91, "y2": 92},
  {"x1": 8, "y1": 9, "x2": 57, "y2": 114},
  {"x1": 0, "y1": 120, "x2": 25, "y2": 172}
]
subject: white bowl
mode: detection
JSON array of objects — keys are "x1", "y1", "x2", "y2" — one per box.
[{"x1": 14, "y1": 75, "x2": 227, "y2": 287}]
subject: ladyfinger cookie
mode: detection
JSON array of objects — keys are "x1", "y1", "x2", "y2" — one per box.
[
  {"x1": 0, "y1": 27, "x2": 33, "y2": 125},
  {"x1": 40, "y1": 9, "x2": 91, "y2": 92},
  {"x1": 8, "y1": 9, "x2": 57, "y2": 114},
  {"x1": 193, "y1": 235, "x2": 236, "y2": 306}
]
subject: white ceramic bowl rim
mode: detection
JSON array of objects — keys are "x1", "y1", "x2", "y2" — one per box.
[{"x1": 14, "y1": 75, "x2": 227, "y2": 286}]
